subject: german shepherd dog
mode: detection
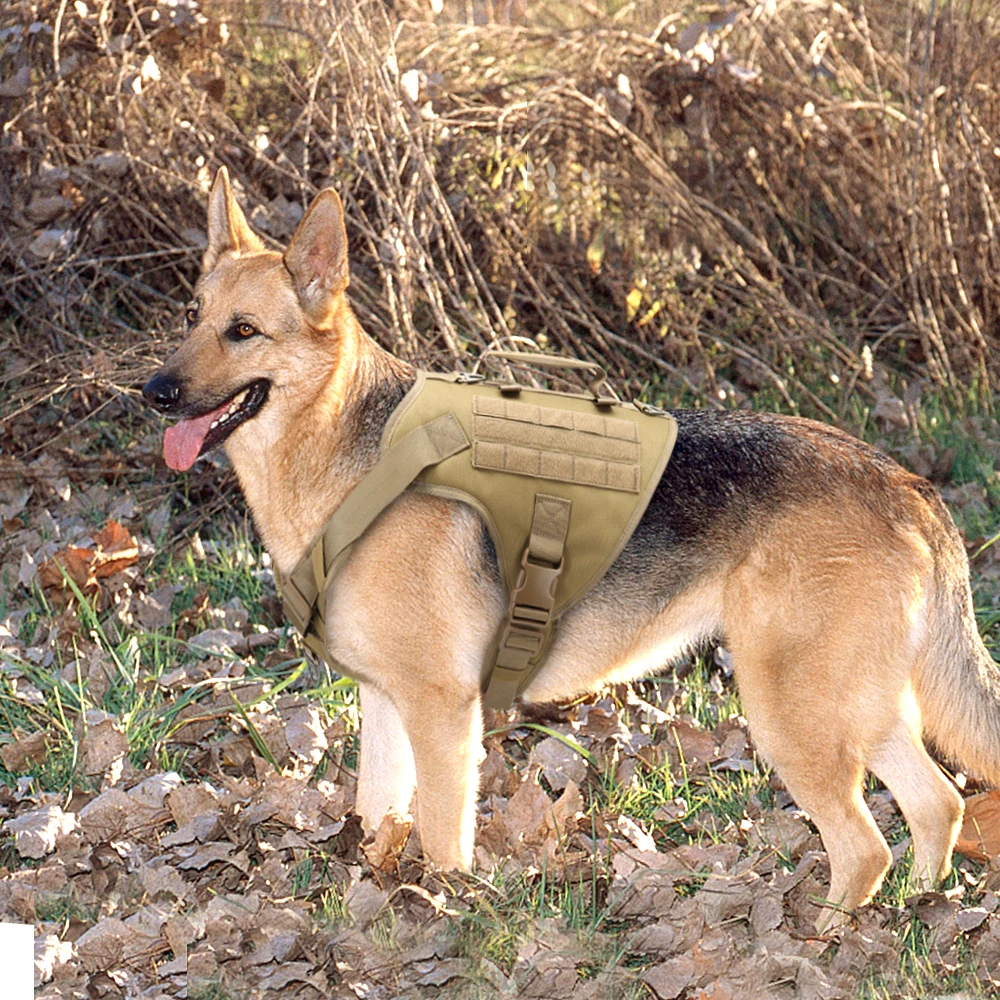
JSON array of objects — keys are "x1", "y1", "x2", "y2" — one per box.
[{"x1": 144, "y1": 168, "x2": 1000, "y2": 927}]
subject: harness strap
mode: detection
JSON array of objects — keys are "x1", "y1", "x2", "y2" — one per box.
[
  {"x1": 278, "y1": 412, "x2": 471, "y2": 649},
  {"x1": 483, "y1": 494, "x2": 571, "y2": 710}
]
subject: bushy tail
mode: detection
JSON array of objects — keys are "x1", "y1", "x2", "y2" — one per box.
[{"x1": 917, "y1": 586, "x2": 1000, "y2": 786}]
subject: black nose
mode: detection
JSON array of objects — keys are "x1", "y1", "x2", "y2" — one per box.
[{"x1": 142, "y1": 372, "x2": 183, "y2": 412}]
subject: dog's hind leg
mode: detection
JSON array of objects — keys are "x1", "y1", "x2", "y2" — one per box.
[
  {"x1": 356, "y1": 682, "x2": 417, "y2": 836},
  {"x1": 736, "y1": 677, "x2": 893, "y2": 927},
  {"x1": 768, "y1": 751, "x2": 891, "y2": 927},
  {"x1": 723, "y1": 553, "x2": 898, "y2": 925},
  {"x1": 868, "y1": 710, "x2": 964, "y2": 891}
]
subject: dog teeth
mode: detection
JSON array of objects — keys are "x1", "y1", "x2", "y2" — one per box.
[{"x1": 209, "y1": 390, "x2": 251, "y2": 431}]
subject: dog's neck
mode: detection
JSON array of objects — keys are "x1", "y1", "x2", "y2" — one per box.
[{"x1": 224, "y1": 304, "x2": 415, "y2": 577}]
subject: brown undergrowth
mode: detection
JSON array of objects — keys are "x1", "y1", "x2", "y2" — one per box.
[{"x1": 2, "y1": 0, "x2": 1000, "y2": 438}]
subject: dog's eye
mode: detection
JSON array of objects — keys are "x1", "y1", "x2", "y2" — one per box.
[
  {"x1": 185, "y1": 305, "x2": 198, "y2": 327},
  {"x1": 224, "y1": 319, "x2": 262, "y2": 342}
]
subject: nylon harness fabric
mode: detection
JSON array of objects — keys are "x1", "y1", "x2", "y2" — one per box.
[
  {"x1": 278, "y1": 366, "x2": 678, "y2": 709},
  {"x1": 279, "y1": 412, "x2": 471, "y2": 661}
]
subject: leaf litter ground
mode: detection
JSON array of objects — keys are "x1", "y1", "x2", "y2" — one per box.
[{"x1": 3, "y1": 417, "x2": 1000, "y2": 999}]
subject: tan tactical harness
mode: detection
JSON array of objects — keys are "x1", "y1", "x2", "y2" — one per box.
[{"x1": 278, "y1": 352, "x2": 678, "y2": 709}]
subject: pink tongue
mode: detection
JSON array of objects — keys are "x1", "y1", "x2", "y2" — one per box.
[{"x1": 163, "y1": 406, "x2": 226, "y2": 471}]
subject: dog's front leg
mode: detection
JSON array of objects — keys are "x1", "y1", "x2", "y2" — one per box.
[
  {"x1": 355, "y1": 682, "x2": 417, "y2": 835},
  {"x1": 329, "y1": 496, "x2": 496, "y2": 870},
  {"x1": 394, "y1": 681, "x2": 483, "y2": 871}
]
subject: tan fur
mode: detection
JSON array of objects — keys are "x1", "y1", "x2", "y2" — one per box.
[{"x1": 145, "y1": 169, "x2": 1000, "y2": 929}]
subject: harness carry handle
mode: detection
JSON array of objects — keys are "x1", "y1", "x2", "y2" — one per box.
[{"x1": 478, "y1": 350, "x2": 620, "y2": 406}]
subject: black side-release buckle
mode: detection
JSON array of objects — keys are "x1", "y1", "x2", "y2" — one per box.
[{"x1": 496, "y1": 548, "x2": 563, "y2": 668}]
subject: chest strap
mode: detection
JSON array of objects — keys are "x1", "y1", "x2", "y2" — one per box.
[
  {"x1": 278, "y1": 412, "x2": 471, "y2": 655},
  {"x1": 484, "y1": 493, "x2": 571, "y2": 710}
]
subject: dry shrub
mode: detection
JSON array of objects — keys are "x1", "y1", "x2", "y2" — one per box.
[{"x1": 1, "y1": 0, "x2": 999, "y2": 461}]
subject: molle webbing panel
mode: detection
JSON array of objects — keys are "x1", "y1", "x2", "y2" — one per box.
[{"x1": 471, "y1": 396, "x2": 641, "y2": 493}]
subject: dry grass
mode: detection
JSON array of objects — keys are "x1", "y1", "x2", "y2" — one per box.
[{"x1": 1, "y1": 0, "x2": 999, "y2": 449}]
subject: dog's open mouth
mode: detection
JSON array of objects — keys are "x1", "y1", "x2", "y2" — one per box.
[{"x1": 163, "y1": 379, "x2": 270, "y2": 471}]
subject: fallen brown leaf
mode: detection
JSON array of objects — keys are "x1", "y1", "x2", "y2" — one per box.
[
  {"x1": 34, "y1": 933, "x2": 74, "y2": 987},
  {"x1": 506, "y1": 764, "x2": 552, "y2": 847},
  {"x1": 0, "y1": 730, "x2": 49, "y2": 771},
  {"x1": 529, "y1": 735, "x2": 588, "y2": 792},
  {"x1": 956, "y1": 790, "x2": 1000, "y2": 862},
  {"x1": 362, "y1": 808, "x2": 413, "y2": 873},
  {"x1": 344, "y1": 878, "x2": 390, "y2": 930},
  {"x1": 75, "y1": 917, "x2": 162, "y2": 972},
  {"x1": 174, "y1": 841, "x2": 252, "y2": 873},
  {"x1": 694, "y1": 874, "x2": 756, "y2": 925},
  {"x1": 664, "y1": 720, "x2": 718, "y2": 774},
  {"x1": 547, "y1": 779, "x2": 584, "y2": 838},
  {"x1": 77, "y1": 783, "x2": 171, "y2": 843},
  {"x1": 37, "y1": 519, "x2": 139, "y2": 605},
  {"x1": 642, "y1": 955, "x2": 695, "y2": 999},
  {"x1": 6, "y1": 804, "x2": 78, "y2": 858},
  {"x1": 617, "y1": 813, "x2": 657, "y2": 853},
  {"x1": 135, "y1": 583, "x2": 175, "y2": 629},
  {"x1": 284, "y1": 705, "x2": 329, "y2": 766},
  {"x1": 166, "y1": 782, "x2": 222, "y2": 828},
  {"x1": 79, "y1": 710, "x2": 128, "y2": 776}
]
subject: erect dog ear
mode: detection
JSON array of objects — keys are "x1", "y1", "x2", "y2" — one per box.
[
  {"x1": 282, "y1": 187, "x2": 349, "y2": 324},
  {"x1": 203, "y1": 166, "x2": 265, "y2": 272}
]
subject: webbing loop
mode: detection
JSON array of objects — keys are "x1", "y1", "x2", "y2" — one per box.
[{"x1": 483, "y1": 494, "x2": 571, "y2": 710}]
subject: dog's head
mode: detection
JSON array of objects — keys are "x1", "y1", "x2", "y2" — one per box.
[{"x1": 143, "y1": 167, "x2": 351, "y2": 470}]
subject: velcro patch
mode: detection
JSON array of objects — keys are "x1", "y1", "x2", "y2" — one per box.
[{"x1": 471, "y1": 396, "x2": 640, "y2": 492}]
